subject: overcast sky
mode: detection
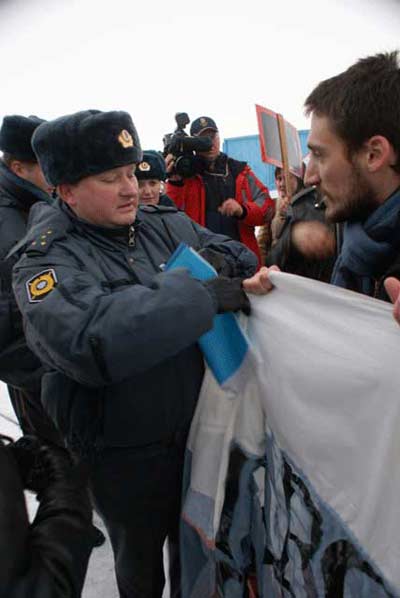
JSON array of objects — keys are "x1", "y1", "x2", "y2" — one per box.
[{"x1": 0, "y1": 0, "x2": 399, "y2": 150}]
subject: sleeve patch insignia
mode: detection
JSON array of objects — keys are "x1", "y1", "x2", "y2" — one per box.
[{"x1": 26, "y1": 269, "x2": 58, "y2": 303}]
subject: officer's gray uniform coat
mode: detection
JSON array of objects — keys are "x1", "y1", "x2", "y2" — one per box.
[{"x1": 12, "y1": 200, "x2": 257, "y2": 455}]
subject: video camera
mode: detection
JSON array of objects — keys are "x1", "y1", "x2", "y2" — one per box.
[{"x1": 163, "y1": 112, "x2": 213, "y2": 178}]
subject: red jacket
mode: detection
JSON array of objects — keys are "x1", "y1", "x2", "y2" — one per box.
[{"x1": 167, "y1": 161, "x2": 274, "y2": 267}]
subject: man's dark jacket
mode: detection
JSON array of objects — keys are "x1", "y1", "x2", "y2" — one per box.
[
  {"x1": 0, "y1": 161, "x2": 50, "y2": 389},
  {"x1": 11, "y1": 201, "x2": 257, "y2": 455},
  {"x1": 266, "y1": 186, "x2": 336, "y2": 283}
]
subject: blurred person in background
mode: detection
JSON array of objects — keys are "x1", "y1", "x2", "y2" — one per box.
[
  {"x1": 136, "y1": 150, "x2": 174, "y2": 207},
  {"x1": 166, "y1": 116, "x2": 274, "y2": 267},
  {"x1": 257, "y1": 166, "x2": 304, "y2": 265}
]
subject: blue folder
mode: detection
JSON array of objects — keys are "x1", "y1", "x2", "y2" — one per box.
[{"x1": 164, "y1": 243, "x2": 249, "y2": 385}]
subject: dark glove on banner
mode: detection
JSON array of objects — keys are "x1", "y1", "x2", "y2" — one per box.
[
  {"x1": 203, "y1": 276, "x2": 251, "y2": 315},
  {"x1": 198, "y1": 248, "x2": 233, "y2": 277}
]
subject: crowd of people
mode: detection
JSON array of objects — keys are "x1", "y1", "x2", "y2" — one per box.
[{"x1": 0, "y1": 49, "x2": 399, "y2": 598}]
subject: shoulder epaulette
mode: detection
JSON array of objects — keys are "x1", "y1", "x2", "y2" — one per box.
[{"x1": 7, "y1": 205, "x2": 70, "y2": 260}]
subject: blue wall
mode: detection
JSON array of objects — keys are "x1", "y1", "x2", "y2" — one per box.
[{"x1": 222, "y1": 130, "x2": 309, "y2": 192}]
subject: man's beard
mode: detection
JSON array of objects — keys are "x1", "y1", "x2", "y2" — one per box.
[{"x1": 322, "y1": 165, "x2": 380, "y2": 223}]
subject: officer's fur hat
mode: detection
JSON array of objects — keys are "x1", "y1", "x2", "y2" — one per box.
[
  {"x1": 136, "y1": 150, "x2": 166, "y2": 181},
  {"x1": 32, "y1": 110, "x2": 142, "y2": 186},
  {"x1": 0, "y1": 115, "x2": 45, "y2": 162}
]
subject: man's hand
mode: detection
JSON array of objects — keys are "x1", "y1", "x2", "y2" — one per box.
[
  {"x1": 218, "y1": 198, "x2": 243, "y2": 218},
  {"x1": 203, "y1": 277, "x2": 251, "y2": 315},
  {"x1": 165, "y1": 153, "x2": 182, "y2": 182},
  {"x1": 198, "y1": 248, "x2": 233, "y2": 277},
  {"x1": 384, "y1": 277, "x2": 400, "y2": 326},
  {"x1": 9, "y1": 436, "x2": 74, "y2": 494},
  {"x1": 291, "y1": 221, "x2": 335, "y2": 259},
  {"x1": 165, "y1": 153, "x2": 175, "y2": 173},
  {"x1": 242, "y1": 266, "x2": 280, "y2": 295}
]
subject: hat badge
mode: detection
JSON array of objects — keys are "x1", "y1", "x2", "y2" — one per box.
[
  {"x1": 200, "y1": 118, "x2": 208, "y2": 127},
  {"x1": 139, "y1": 161, "x2": 151, "y2": 172},
  {"x1": 118, "y1": 129, "x2": 134, "y2": 149}
]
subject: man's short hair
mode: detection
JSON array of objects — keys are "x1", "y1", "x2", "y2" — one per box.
[
  {"x1": 1, "y1": 152, "x2": 36, "y2": 168},
  {"x1": 304, "y1": 51, "x2": 400, "y2": 173}
]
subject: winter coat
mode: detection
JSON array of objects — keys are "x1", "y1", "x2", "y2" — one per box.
[
  {"x1": 12, "y1": 200, "x2": 257, "y2": 455},
  {"x1": 166, "y1": 154, "x2": 274, "y2": 266}
]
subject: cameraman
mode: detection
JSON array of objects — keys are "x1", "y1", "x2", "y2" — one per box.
[
  {"x1": 0, "y1": 434, "x2": 92, "y2": 597},
  {"x1": 166, "y1": 116, "x2": 275, "y2": 267}
]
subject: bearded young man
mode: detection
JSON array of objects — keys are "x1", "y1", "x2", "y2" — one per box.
[
  {"x1": 260, "y1": 52, "x2": 400, "y2": 323},
  {"x1": 303, "y1": 52, "x2": 400, "y2": 306}
]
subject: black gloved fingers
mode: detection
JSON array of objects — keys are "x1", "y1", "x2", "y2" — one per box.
[
  {"x1": 198, "y1": 248, "x2": 233, "y2": 277},
  {"x1": 8, "y1": 435, "x2": 43, "y2": 488},
  {"x1": 203, "y1": 276, "x2": 251, "y2": 315}
]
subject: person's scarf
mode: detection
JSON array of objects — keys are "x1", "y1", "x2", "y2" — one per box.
[{"x1": 331, "y1": 187, "x2": 400, "y2": 296}]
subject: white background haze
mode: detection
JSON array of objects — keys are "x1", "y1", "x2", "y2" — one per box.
[{"x1": 0, "y1": 0, "x2": 399, "y2": 148}]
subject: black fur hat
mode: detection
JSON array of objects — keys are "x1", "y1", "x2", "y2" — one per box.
[
  {"x1": 136, "y1": 150, "x2": 166, "y2": 181},
  {"x1": 32, "y1": 110, "x2": 142, "y2": 186},
  {"x1": 0, "y1": 114, "x2": 45, "y2": 161}
]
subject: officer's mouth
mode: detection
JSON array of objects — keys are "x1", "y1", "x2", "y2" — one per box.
[{"x1": 118, "y1": 201, "x2": 137, "y2": 211}]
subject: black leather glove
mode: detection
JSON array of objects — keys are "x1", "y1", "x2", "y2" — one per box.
[
  {"x1": 9, "y1": 435, "x2": 74, "y2": 494},
  {"x1": 9, "y1": 435, "x2": 43, "y2": 490},
  {"x1": 198, "y1": 248, "x2": 233, "y2": 277},
  {"x1": 203, "y1": 276, "x2": 251, "y2": 315}
]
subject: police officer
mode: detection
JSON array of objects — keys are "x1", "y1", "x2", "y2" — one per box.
[
  {"x1": 136, "y1": 150, "x2": 174, "y2": 207},
  {"x1": 0, "y1": 114, "x2": 106, "y2": 548},
  {"x1": 0, "y1": 115, "x2": 61, "y2": 444},
  {"x1": 11, "y1": 110, "x2": 269, "y2": 598}
]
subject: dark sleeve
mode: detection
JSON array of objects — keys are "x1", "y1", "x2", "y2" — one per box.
[
  {"x1": 0, "y1": 208, "x2": 27, "y2": 259},
  {"x1": 384, "y1": 254, "x2": 400, "y2": 280},
  {"x1": 0, "y1": 221, "x2": 43, "y2": 390},
  {"x1": 0, "y1": 442, "x2": 92, "y2": 598},
  {"x1": 266, "y1": 219, "x2": 293, "y2": 269},
  {"x1": 13, "y1": 245, "x2": 217, "y2": 387}
]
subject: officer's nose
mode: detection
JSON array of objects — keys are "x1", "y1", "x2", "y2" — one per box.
[{"x1": 121, "y1": 175, "x2": 138, "y2": 197}]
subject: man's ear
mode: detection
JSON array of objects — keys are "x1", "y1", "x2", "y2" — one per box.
[
  {"x1": 364, "y1": 135, "x2": 396, "y2": 173},
  {"x1": 58, "y1": 183, "x2": 75, "y2": 206},
  {"x1": 9, "y1": 160, "x2": 24, "y2": 178}
]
